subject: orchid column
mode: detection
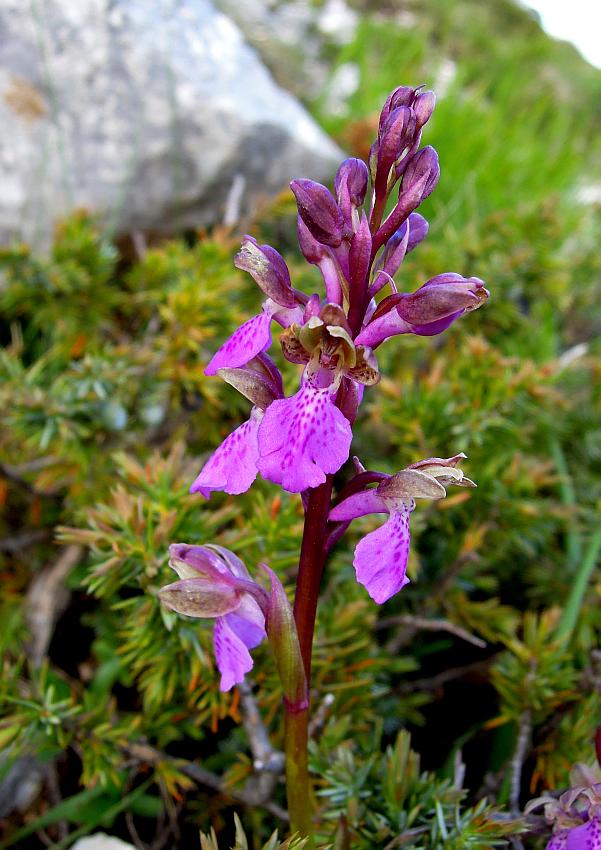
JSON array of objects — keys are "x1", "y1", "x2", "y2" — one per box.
[{"x1": 159, "y1": 84, "x2": 489, "y2": 841}]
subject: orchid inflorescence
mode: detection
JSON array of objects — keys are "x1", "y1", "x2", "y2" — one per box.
[{"x1": 159, "y1": 84, "x2": 489, "y2": 835}]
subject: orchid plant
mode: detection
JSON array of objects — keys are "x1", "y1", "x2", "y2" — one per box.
[{"x1": 159, "y1": 84, "x2": 489, "y2": 840}]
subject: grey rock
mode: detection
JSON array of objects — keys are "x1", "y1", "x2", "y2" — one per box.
[
  {"x1": 214, "y1": 0, "x2": 359, "y2": 98},
  {"x1": 0, "y1": 0, "x2": 342, "y2": 249}
]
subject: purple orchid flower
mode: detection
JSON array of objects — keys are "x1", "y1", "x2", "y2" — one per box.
[
  {"x1": 159, "y1": 543, "x2": 269, "y2": 691},
  {"x1": 329, "y1": 455, "x2": 475, "y2": 603},
  {"x1": 160, "y1": 543, "x2": 308, "y2": 707},
  {"x1": 527, "y1": 759, "x2": 601, "y2": 850}
]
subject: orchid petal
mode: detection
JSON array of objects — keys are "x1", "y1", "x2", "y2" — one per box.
[
  {"x1": 205, "y1": 311, "x2": 272, "y2": 375},
  {"x1": 168, "y1": 543, "x2": 233, "y2": 581},
  {"x1": 329, "y1": 489, "x2": 389, "y2": 522},
  {"x1": 354, "y1": 506, "x2": 413, "y2": 604},
  {"x1": 409, "y1": 311, "x2": 464, "y2": 336},
  {"x1": 257, "y1": 383, "x2": 352, "y2": 493},
  {"x1": 271, "y1": 303, "x2": 305, "y2": 329},
  {"x1": 213, "y1": 616, "x2": 255, "y2": 691},
  {"x1": 224, "y1": 608, "x2": 267, "y2": 649},
  {"x1": 190, "y1": 408, "x2": 262, "y2": 498},
  {"x1": 566, "y1": 819, "x2": 601, "y2": 849},
  {"x1": 159, "y1": 577, "x2": 241, "y2": 618},
  {"x1": 229, "y1": 591, "x2": 266, "y2": 636},
  {"x1": 355, "y1": 308, "x2": 413, "y2": 348},
  {"x1": 546, "y1": 833, "x2": 568, "y2": 850}
]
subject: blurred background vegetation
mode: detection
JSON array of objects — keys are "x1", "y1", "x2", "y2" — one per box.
[{"x1": 1, "y1": 0, "x2": 600, "y2": 847}]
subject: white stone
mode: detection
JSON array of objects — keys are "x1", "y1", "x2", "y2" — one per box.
[
  {"x1": 0, "y1": 0, "x2": 342, "y2": 249},
  {"x1": 71, "y1": 834, "x2": 136, "y2": 850}
]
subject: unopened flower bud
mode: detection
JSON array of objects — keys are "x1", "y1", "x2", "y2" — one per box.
[
  {"x1": 262, "y1": 565, "x2": 308, "y2": 712},
  {"x1": 376, "y1": 107, "x2": 416, "y2": 196},
  {"x1": 379, "y1": 212, "x2": 429, "y2": 280},
  {"x1": 291, "y1": 179, "x2": 346, "y2": 248},
  {"x1": 413, "y1": 90, "x2": 436, "y2": 129},
  {"x1": 379, "y1": 85, "x2": 415, "y2": 133},
  {"x1": 235, "y1": 237, "x2": 296, "y2": 308},
  {"x1": 335, "y1": 157, "x2": 369, "y2": 210},
  {"x1": 397, "y1": 273, "x2": 489, "y2": 325},
  {"x1": 402, "y1": 146, "x2": 440, "y2": 203}
]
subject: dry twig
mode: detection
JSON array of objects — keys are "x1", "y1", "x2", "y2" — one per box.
[
  {"x1": 237, "y1": 679, "x2": 285, "y2": 806},
  {"x1": 123, "y1": 742, "x2": 288, "y2": 822},
  {"x1": 380, "y1": 613, "x2": 486, "y2": 653},
  {"x1": 25, "y1": 544, "x2": 84, "y2": 667}
]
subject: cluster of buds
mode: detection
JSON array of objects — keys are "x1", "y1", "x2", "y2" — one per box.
[{"x1": 160, "y1": 84, "x2": 489, "y2": 689}]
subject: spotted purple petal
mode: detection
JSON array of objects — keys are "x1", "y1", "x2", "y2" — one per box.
[
  {"x1": 546, "y1": 832, "x2": 569, "y2": 850},
  {"x1": 213, "y1": 615, "x2": 255, "y2": 691},
  {"x1": 205, "y1": 311, "x2": 272, "y2": 376},
  {"x1": 566, "y1": 818, "x2": 601, "y2": 849},
  {"x1": 354, "y1": 505, "x2": 413, "y2": 603},
  {"x1": 329, "y1": 489, "x2": 390, "y2": 522},
  {"x1": 257, "y1": 382, "x2": 352, "y2": 493},
  {"x1": 190, "y1": 408, "x2": 262, "y2": 498}
]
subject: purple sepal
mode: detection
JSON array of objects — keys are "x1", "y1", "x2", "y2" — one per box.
[
  {"x1": 190, "y1": 407, "x2": 262, "y2": 498},
  {"x1": 257, "y1": 381, "x2": 352, "y2": 493},
  {"x1": 355, "y1": 308, "x2": 413, "y2": 348},
  {"x1": 329, "y1": 489, "x2": 389, "y2": 521},
  {"x1": 354, "y1": 506, "x2": 413, "y2": 604},
  {"x1": 217, "y1": 353, "x2": 284, "y2": 410},
  {"x1": 235, "y1": 237, "x2": 296, "y2": 308},
  {"x1": 291, "y1": 179, "x2": 346, "y2": 248},
  {"x1": 372, "y1": 166, "x2": 433, "y2": 256},
  {"x1": 158, "y1": 577, "x2": 241, "y2": 618},
  {"x1": 205, "y1": 310, "x2": 272, "y2": 375},
  {"x1": 410, "y1": 312, "x2": 463, "y2": 336},
  {"x1": 270, "y1": 302, "x2": 305, "y2": 329}
]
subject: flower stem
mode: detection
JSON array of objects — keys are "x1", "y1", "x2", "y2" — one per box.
[
  {"x1": 283, "y1": 477, "x2": 333, "y2": 841},
  {"x1": 284, "y1": 705, "x2": 312, "y2": 840},
  {"x1": 294, "y1": 478, "x2": 334, "y2": 678}
]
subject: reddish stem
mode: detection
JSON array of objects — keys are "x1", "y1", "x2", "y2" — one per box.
[{"x1": 293, "y1": 477, "x2": 334, "y2": 681}]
